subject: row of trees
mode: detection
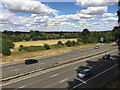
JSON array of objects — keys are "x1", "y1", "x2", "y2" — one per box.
[{"x1": 2, "y1": 29, "x2": 115, "y2": 43}]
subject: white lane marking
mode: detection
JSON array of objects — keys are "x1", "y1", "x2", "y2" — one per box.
[
  {"x1": 59, "y1": 78, "x2": 68, "y2": 83},
  {"x1": 50, "y1": 74, "x2": 59, "y2": 78},
  {"x1": 78, "y1": 79, "x2": 86, "y2": 84},
  {"x1": 19, "y1": 85, "x2": 26, "y2": 88},
  {"x1": 12, "y1": 69, "x2": 20, "y2": 71},
  {"x1": 39, "y1": 63, "x2": 44, "y2": 65},
  {"x1": 8, "y1": 66, "x2": 13, "y2": 68},
  {"x1": 58, "y1": 62, "x2": 61, "y2": 63},
  {"x1": 74, "y1": 67, "x2": 77, "y2": 70}
]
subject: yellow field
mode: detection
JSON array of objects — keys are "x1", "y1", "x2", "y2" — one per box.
[{"x1": 14, "y1": 39, "x2": 77, "y2": 48}]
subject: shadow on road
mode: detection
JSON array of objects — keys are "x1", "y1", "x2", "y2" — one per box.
[
  {"x1": 67, "y1": 79, "x2": 82, "y2": 89},
  {"x1": 67, "y1": 54, "x2": 120, "y2": 89}
]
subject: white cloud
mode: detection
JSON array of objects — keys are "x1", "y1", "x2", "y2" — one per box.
[
  {"x1": 78, "y1": 13, "x2": 96, "y2": 19},
  {"x1": 76, "y1": 0, "x2": 118, "y2": 7},
  {"x1": 80, "y1": 6, "x2": 107, "y2": 15},
  {"x1": 101, "y1": 17, "x2": 118, "y2": 22},
  {"x1": 31, "y1": 14, "x2": 37, "y2": 18},
  {"x1": 102, "y1": 13, "x2": 116, "y2": 17},
  {"x1": 2, "y1": 0, "x2": 58, "y2": 15},
  {"x1": 0, "y1": 0, "x2": 118, "y2": 31}
]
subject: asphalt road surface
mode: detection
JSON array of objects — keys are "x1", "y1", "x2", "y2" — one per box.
[
  {"x1": 2, "y1": 48, "x2": 119, "y2": 88},
  {"x1": 2, "y1": 44, "x2": 117, "y2": 78}
]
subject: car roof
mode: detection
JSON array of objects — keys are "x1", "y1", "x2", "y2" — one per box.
[
  {"x1": 26, "y1": 59, "x2": 34, "y2": 60},
  {"x1": 105, "y1": 54, "x2": 110, "y2": 56},
  {"x1": 83, "y1": 69, "x2": 90, "y2": 72}
]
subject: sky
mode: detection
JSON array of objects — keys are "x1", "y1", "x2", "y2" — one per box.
[{"x1": 0, "y1": 0, "x2": 118, "y2": 32}]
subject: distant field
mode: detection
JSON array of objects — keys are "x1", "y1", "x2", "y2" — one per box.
[{"x1": 14, "y1": 39, "x2": 77, "y2": 48}]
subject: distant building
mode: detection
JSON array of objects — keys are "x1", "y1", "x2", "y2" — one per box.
[{"x1": 100, "y1": 37, "x2": 104, "y2": 43}]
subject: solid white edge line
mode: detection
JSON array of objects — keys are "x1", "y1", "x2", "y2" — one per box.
[
  {"x1": 19, "y1": 85, "x2": 26, "y2": 88},
  {"x1": 50, "y1": 74, "x2": 59, "y2": 78}
]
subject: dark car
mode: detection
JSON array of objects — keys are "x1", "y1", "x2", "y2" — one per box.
[
  {"x1": 77, "y1": 69, "x2": 92, "y2": 79},
  {"x1": 25, "y1": 59, "x2": 38, "y2": 64},
  {"x1": 102, "y1": 54, "x2": 110, "y2": 59}
]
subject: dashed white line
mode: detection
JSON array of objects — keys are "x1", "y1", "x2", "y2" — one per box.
[
  {"x1": 50, "y1": 74, "x2": 59, "y2": 78},
  {"x1": 74, "y1": 67, "x2": 77, "y2": 70},
  {"x1": 19, "y1": 85, "x2": 26, "y2": 88},
  {"x1": 39, "y1": 63, "x2": 44, "y2": 65},
  {"x1": 8, "y1": 66, "x2": 13, "y2": 68},
  {"x1": 12, "y1": 69, "x2": 20, "y2": 71},
  {"x1": 59, "y1": 78, "x2": 68, "y2": 83}
]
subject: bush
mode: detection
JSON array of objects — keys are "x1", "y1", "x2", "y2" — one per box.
[
  {"x1": 71, "y1": 41, "x2": 76, "y2": 46},
  {"x1": 76, "y1": 41, "x2": 84, "y2": 45},
  {"x1": 44, "y1": 44, "x2": 50, "y2": 50},
  {"x1": 77, "y1": 38, "x2": 81, "y2": 42},
  {"x1": 57, "y1": 41, "x2": 63, "y2": 45},
  {"x1": 66, "y1": 40, "x2": 72, "y2": 47},
  {"x1": 18, "y1": 45, "x2": 24, "y2": 51}
]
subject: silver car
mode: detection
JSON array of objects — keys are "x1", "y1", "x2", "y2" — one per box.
[
  {"x1": 77, "y1": 69, "x2": 92, "y2": 79},
  {"x1": 95, "y1": 46, "x2": 100, "y2": 49}
]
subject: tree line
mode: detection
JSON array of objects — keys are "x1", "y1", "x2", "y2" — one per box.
[{"x1": 2, "y1": 29, "x2": 114, "y2": 42}]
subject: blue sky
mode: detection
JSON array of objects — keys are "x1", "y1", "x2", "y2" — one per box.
[{"x1": 0, "y1": 0, "x2": 118, "y2": 31}]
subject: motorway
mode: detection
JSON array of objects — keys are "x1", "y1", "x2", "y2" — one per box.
[
  {"x1": 2, "y1": 44, "x2": 117, "y2": 78},
  {"x1": 2, "y1": 45, "x2": 119, "y2": 88}
]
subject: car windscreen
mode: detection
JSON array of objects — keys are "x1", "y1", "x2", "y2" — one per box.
[{"x1": 80, "y1": 71, "x2": 86, "y2": 74}]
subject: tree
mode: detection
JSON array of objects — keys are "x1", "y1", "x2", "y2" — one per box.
[
  {"x1": 2, "y1": 39, "x2": 14, "y2": 49},
  {"x1": 2, "y1": 39, "x2": 14, "y2": 56},
  {"x1": 32, "y1": 36, "x2": 39, "y2": 41},
  {"x1": 57, "y1": 41, "x2": 63, "y2": 45},
  {"x1": 44, "y1": 44, "x2": 50, "y2": 50},
  {"x1": 2, "y1": 46, "x2": 11, "y2": 56},
  {"x1": 82, "y1": 28, "x2": 90, "y2": 36},
  {"x1": 30, "y1": 30, "x2": 36, "y2": 38},
  {"x1": 66, "y1": 40, "x2": 72, "y2": 47}
]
